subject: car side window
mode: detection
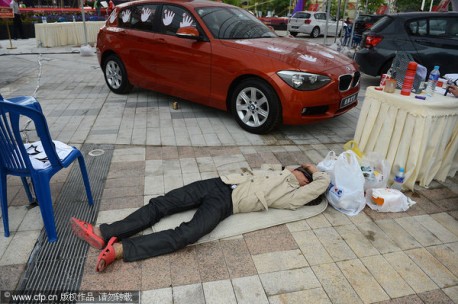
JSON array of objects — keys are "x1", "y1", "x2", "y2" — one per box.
[
  {"x1": 118, "y1": 4, "x2": 158, "y2": 31},
  {"x1": 315, "y1": 13, "x2": 325, "y2": 20},
  {"x1": 429, "y1": 18, "x2": 447, "y2": 37},
  {"x1": 160, "y1": 5, "x2": 196, "y2": 36},
  {"x1": 408, "y1": 19, "x2": 427, "y2": 36},
  {"x1": 447, "y1": 19, "x2": 458, "y2": 39}
]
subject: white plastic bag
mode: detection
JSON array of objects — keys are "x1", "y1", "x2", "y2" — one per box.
[
  {"x1": 360, "y1": 152, "x2": 390, "y2": 193},
  {"x1": 326, "y1": 150, "x2": 366, "y2": 216},
  {"x1": 366, "y1": 188, "x2": 416, "y2": 212},
  {"x1": 317, "y1": 151, "x2": 337, "y2": 173}
]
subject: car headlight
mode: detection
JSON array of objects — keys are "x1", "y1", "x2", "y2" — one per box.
[{"x1": 277, "y1": 71, "x2": 331, "y2": 91}]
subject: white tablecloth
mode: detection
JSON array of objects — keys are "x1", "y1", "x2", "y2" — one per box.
[
  {"x1": 34, "y1": 21, "x2": 105, "y2": 47},
  {"x1": 354, "y1": 86, "x2": 458, "y2": 190}
]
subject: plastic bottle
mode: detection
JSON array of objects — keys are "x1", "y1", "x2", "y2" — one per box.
[
  {"x1": 401, "y1": 62, "x2": 417, "y2": 96},
  {"x1": 73, "y1": 15, "x2": 76, "y2": 22},
  {"x1": 391, "y1": 167, "x2": 405, "y2": 191},
  {"x1": 425, "y1": 66, "x2": 440, "y2": 97}
]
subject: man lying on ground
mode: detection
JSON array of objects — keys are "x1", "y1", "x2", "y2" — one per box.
[{"x1": 71, "y1": 163, "x2": 330, "y2": 272}]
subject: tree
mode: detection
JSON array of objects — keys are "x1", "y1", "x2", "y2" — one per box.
[{"x1": 395, "y1": 0, "x2": 424, "y2": 12}]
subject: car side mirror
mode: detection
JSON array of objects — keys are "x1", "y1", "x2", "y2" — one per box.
[{"x1": 176, "y1": 26, "x2": 200, "y2": 40}]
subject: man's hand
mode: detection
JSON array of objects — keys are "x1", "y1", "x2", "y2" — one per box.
[
  {"x1": 301, "y1": 163, "x2": 318, "y2": 174},
  {"x1": 449, "y1": 85, "x2": 458, "y2": 97}
]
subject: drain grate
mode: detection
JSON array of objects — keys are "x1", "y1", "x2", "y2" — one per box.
[{"x1": 14, "y1": 144, "x2": 114, "y2": 300}]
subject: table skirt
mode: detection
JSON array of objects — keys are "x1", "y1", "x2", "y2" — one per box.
[
  {"x1": 354, "y1": 87, "x2": 458, "y2": 190},
  {"x1": 35, "y1": 21, "x2": 105, "y2": 48}
]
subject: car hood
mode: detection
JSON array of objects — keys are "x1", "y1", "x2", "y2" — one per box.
[{"x1": 219, "y1": 37, "x2": 356, "y2": 73}]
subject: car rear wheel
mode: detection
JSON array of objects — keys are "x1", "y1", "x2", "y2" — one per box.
[
  {"x1": 290, "y1": 31, "x2": 298, "y2": 37},
  {"x1": 103, "y1": 55, "x2": 133, "y2": 94},
  {"x1": 230, "y1": 78, "x2": 281, "y2": 134},
  {"x1": 311, "y1": 27, "x2": 320, "y2": 38}
]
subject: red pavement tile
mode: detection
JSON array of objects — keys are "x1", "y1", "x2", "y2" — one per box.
[
  {"x1": 244, "y1": 225, "x2": 298, "y2": 255},
  {"x1": 417, "y1": 188, "x2": 457, "y2": 201},
  {"x1": 417, "y1": 289, "x2": 455, "y2": 304},
  {"x1": 80, "y1": 254, "x2": 142, "y2": 291},
  {"x1": 140, "y1": 255, "x2": 172, "y2": 290},
  {"x1": 220, "y1": 238, "x2": 257, "y2": 279},
  {"x1": 170, "y1": 247, "x2": 201, "y2": 286},
  {"x1": 195, "y1": 242, "x2": 230, "y2": 283}
]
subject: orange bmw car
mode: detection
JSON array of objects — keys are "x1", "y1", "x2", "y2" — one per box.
[{"x1": 96, "y1": 0, "x2": 360, "y2": 134}]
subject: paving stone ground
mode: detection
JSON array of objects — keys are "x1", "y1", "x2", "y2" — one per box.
[{"x1": 0, "y1": 38, "x2": 457, "y2": 304}]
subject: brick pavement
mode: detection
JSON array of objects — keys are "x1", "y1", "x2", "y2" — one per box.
[{"x1": 0, "y1": 38, "x2": 457, "y2": 304}]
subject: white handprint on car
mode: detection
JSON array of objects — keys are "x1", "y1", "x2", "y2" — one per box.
[
  {"x1": 179, "y1": 13, "x2": 193, "y2": 27},
  {"x1": 163, "y1": 9, "x2": 175, "y2": 26},
  {"x1": 121, "y1": 10, "x2": 131, "y2": 23},
  {"x1": 141, "y1": 7, "x2": 152, "y2": 22},
  {"x1": 109, "y1": 9, "x2": 116, "y2": 23}
]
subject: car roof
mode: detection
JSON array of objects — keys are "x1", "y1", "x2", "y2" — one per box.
[
  {"x1": 117, "y1": 0, "x2": 234, "y2": 9},
  {"x1": 386, "y1": 11, "x2": 458, "y2": 19},
  {"x1": 296, "y1": 11, "x2": 325, "y2": 13}
]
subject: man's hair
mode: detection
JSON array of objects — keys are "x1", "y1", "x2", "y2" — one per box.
[{"x1": 294, "y1": 166, "x2": 313, "y2": 182}]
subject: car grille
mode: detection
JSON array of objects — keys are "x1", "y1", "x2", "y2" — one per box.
[{"x1": 339, "y1": 71, "x2": 360, "y2": 91}]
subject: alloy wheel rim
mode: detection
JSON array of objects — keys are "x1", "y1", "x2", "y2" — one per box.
[
  {"x1": 106, "y1": 61, "x2": 122, "y2": 89},
  {"x1": 236, "y1": 87, "x2": 269, "y2": 128}
]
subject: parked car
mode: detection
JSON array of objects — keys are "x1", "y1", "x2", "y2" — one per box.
[
  {"x1": 96, "y1": 0, "x2": 360, "y2": 134},
  {"x1": 353, "y1": 14, "x2": 385, "y2": 36},
  {"x1": 258, "y1": 16, "x2": 289, "y2": 30},
  {"x1": 355, "y1": 12, "x2": 458, "y2": 77},
  {"x1": 287, "y1": 11, "x2": 344, "y2": 38}
]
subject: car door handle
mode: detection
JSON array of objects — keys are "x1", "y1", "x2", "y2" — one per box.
[
  {"x1": 154, "y1": 38, "x2": 167, "y2": 44},
  {"x1": 414, "y1": 39, "x2": 434, "y2": 46}
]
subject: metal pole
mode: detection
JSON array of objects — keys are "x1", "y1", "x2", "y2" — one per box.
[
  {"x1": 6, "y1": 19, "x2": 17, "y2": 49},
  {"x1": 429, "y1": 0, "x2": 434, "y2": 11},
  {"x1": 421, "y1": 0, "x2": 426, "y2": 10},
  {"x1": 334, "y1": 0, "x2": 342, "y2": 42},
  {"x1": 80, "y1": 0, "x2": 88, "y2": 45},
  {"x1": 324, "y1": 0, "x2": 330, "y2": 45}
]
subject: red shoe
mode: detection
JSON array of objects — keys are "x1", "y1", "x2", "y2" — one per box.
[
  {"x1": 96, "y1": 237, "x2": 118, "y2": 272},
  {"x1": 70, "y1": 217, "x2": 105, "y2": 250}
]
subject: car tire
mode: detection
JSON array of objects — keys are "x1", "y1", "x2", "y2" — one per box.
[
  {"x1": 230, "y1": 78, "x2": 281, "y2": 134},
  {"x1": 103, "y1": 55, "x2": 133, "y2": 94},
  {"x1": 290, "y1": 31, "x2": 298, "y2": 37},
  {"x1": 311, "y1": 27, "x2": 320, "y2": 38}
]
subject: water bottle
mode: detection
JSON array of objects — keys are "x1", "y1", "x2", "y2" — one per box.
[
  {"x1": 425, "y1": 66, "x2": 440, "y2": 97},
  {"x1": 73, "y1": 15, "x2": 76, "y2": 22},
  {"x1": 391, "y1": 167, "x2": 405, "y2": 191}
]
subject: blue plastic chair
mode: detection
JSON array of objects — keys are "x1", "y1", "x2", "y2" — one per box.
[{"x1": 0, "y1": 94, "x2": 93, "y2": 242}]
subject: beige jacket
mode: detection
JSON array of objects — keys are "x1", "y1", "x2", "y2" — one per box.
[{"x1": 220, "y1": 164, "x2": 330, "y2": 214}]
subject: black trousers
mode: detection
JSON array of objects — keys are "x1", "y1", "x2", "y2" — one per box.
[
  {"x1": 99, "y1": 178, "x2": 233, "y2": 262},
  {"x1": 12, "y1": 14, "x2": 24, "y2": 39}
]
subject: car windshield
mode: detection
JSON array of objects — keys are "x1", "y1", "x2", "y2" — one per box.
[{"x1": 196, "y1": 6, "x2": 277, "y2": 39}]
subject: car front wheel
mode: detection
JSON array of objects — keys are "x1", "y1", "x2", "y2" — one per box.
[
  {"x1": 103, "y1": 55, "x2": 133, "y2": 94},
  {"x1": 311, "y1": 27, "x2": 320, "y2": 38},
  {"x1": 230, "y1": 79, "x2": 281, "y2": 134}
]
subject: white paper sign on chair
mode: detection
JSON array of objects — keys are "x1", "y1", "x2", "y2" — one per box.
[{"x1": 24, "y1": 141, "x2": 73, "y2": 169}]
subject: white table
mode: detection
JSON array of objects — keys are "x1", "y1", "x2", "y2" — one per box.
[
  {"x1": 34, "y1": 21, "x2": 105, "y2": 47},
  {"x1": 354, "y1": 86, "x2": 458, "y2": 190}
]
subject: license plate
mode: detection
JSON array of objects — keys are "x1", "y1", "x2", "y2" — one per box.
[
  {"x1": 340, "y1": 93, "x2": 358, "y2": 109},
  {"x1": 292, "y1": 26, "x2": 299, "y2": 29}
]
